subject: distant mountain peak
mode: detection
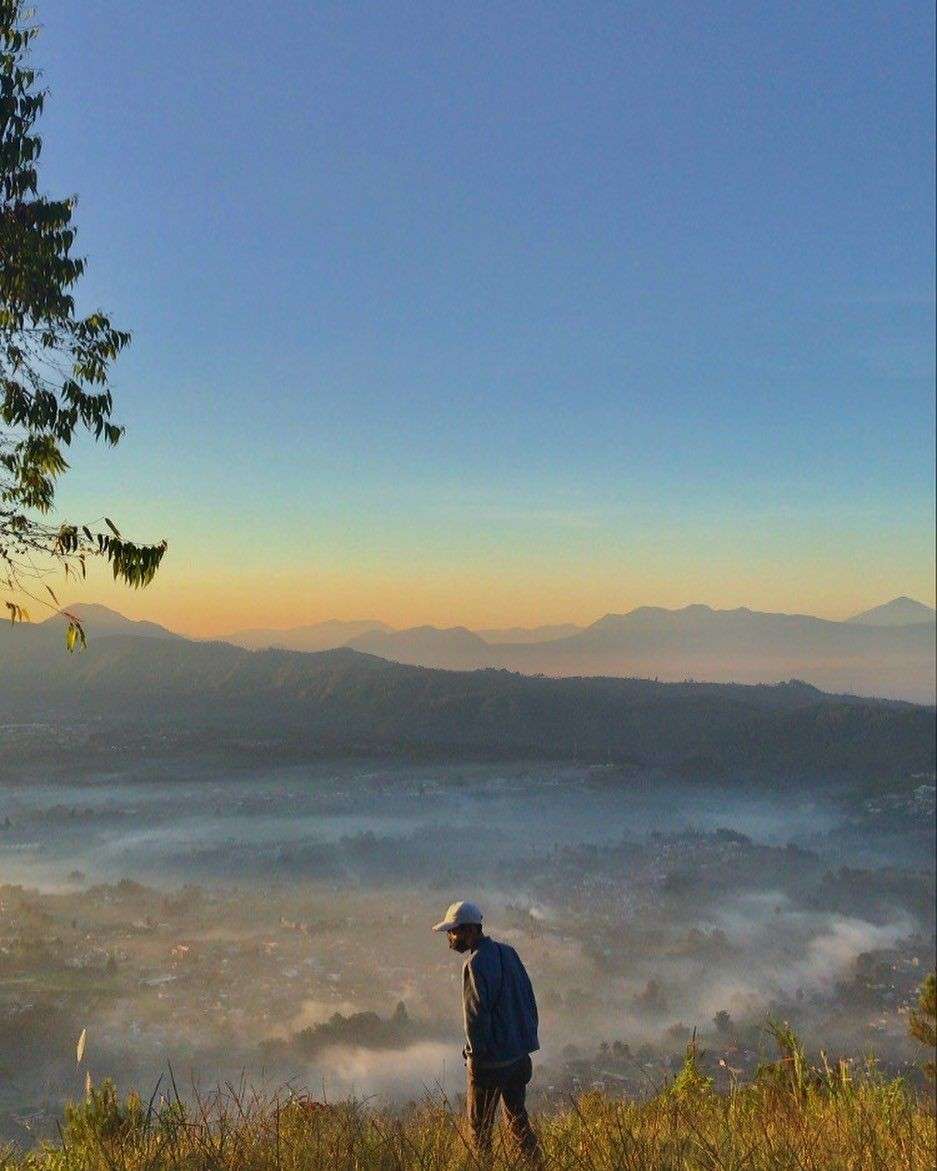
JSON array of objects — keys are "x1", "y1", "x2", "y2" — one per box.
[
  {"x1": 48, "y1": 602, "x2": 123, "y2": 621},
  {"x1": 222, "y1": 618, "x2": 390, "y2": 652},
  {"x1": 589, "y1": 604, "x2": 718, "y2": 631},
  {"x1": 345, "y1": 623, "x2": 492, "y2": 669},
  {"x1": 40, "y1": 603, "x2": 179, "y2": 639},
  {"x1": 847, "y1": 597, "x2": 936, "y2": 627}
]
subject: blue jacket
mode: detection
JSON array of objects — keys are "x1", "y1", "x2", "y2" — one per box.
[{"x1": 462, "y1": 936, "x2": 540, "y2": 1067}]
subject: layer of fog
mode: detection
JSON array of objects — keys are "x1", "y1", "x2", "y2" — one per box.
[
  {"x1": 0, "y1": 758, "x2": 932, "y2": 1135},
  {"x1": 0, "y1": 761, "x2": 851, "y2": 891}
]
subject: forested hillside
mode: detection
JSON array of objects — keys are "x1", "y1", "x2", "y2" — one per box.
[{"x1": 2, "y1": 625, "x2": 932, "y2": 776}]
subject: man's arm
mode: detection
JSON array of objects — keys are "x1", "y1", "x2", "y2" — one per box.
[
  {"x1": 522, "y1": 955, "x2": 538, "y2": 1029},
  {"x1": 463, "y1": 954, "x2": 495, "y2": 1060},
  {"x1": 523, "y1": 958, "x2": 539, "y2": 1042}
]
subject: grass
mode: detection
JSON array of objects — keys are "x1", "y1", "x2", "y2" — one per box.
[{"x1": 2, "y1": 1038, "x2": 934, "y2": 1170}]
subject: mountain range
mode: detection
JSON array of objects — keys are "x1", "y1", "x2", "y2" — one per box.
[
  {"x1": 21, "y1": 596, "x2": 937, "y2": 703},
  {"x1": 232, "y1": 597, "x2": 934, "y2": 702},
  {"x1": 1, "y1": 615, "x2": 933, "y2": 778}
]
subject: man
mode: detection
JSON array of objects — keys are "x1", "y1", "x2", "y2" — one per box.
[{"x1": 432, "y1": 900, "x2": 541, "y2": 1161}]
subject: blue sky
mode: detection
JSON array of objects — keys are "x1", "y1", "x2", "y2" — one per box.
[{"x1": 32, "y1": 1, "x2": 936, "y2": 631}]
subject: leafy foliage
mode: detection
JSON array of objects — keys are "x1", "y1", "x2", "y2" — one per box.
[
  {"x1": 909, "y1": 972, "x2": 936, "y2": 1082},
  {"x1": 293, "y1": 1003, "x2": 416, "y2": 1057},
  {"x1": 0, "y1": 0, "x2": 165, "y2": 646},
  {"x1": 666, "y1": 1035, "x2": 714, "y2": 1100}
]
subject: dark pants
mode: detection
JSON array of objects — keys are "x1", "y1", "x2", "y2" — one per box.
[{"x1": 466, "y1": 1053, "x2": 540, "y2": 1162}]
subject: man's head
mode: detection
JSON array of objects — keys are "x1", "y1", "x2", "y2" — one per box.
[{"x1": 432, "y1": 900, "x2": 484, "y2": 952}]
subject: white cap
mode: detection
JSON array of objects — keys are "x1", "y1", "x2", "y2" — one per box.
[{"x1": 432, "y1": 900, "x2": 483, "y2": 932}]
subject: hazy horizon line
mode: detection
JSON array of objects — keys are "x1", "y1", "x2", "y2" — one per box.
[{"x1": 37, "y1": 593, "x2": 937, "y2": 638}]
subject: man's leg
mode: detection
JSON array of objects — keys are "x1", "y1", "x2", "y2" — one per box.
[
  {"x1": 466, "y1": 1068, "x2": 500, "y2": 1157},
  {"x1": 499, "y1": 1057, "x2": 541, "y2": 1163}
]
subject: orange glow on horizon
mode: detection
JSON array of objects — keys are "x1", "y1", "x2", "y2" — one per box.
[{"x1": 38, "y1": 557, "x2": 936, "y2": 638}]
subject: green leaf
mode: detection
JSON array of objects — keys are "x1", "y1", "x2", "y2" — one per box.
[{"x1": 65, "y1": 621, "x2": 86, "y2": 653}]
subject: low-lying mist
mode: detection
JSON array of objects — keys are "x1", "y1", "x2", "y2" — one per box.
[{"x1": 0, "y1": 756, "x2": 933, "y2": 1140}]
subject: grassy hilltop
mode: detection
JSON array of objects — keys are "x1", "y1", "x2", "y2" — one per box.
[{"x1": 4, "y1": 1036, "x2": 935, "y2": 1171}]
